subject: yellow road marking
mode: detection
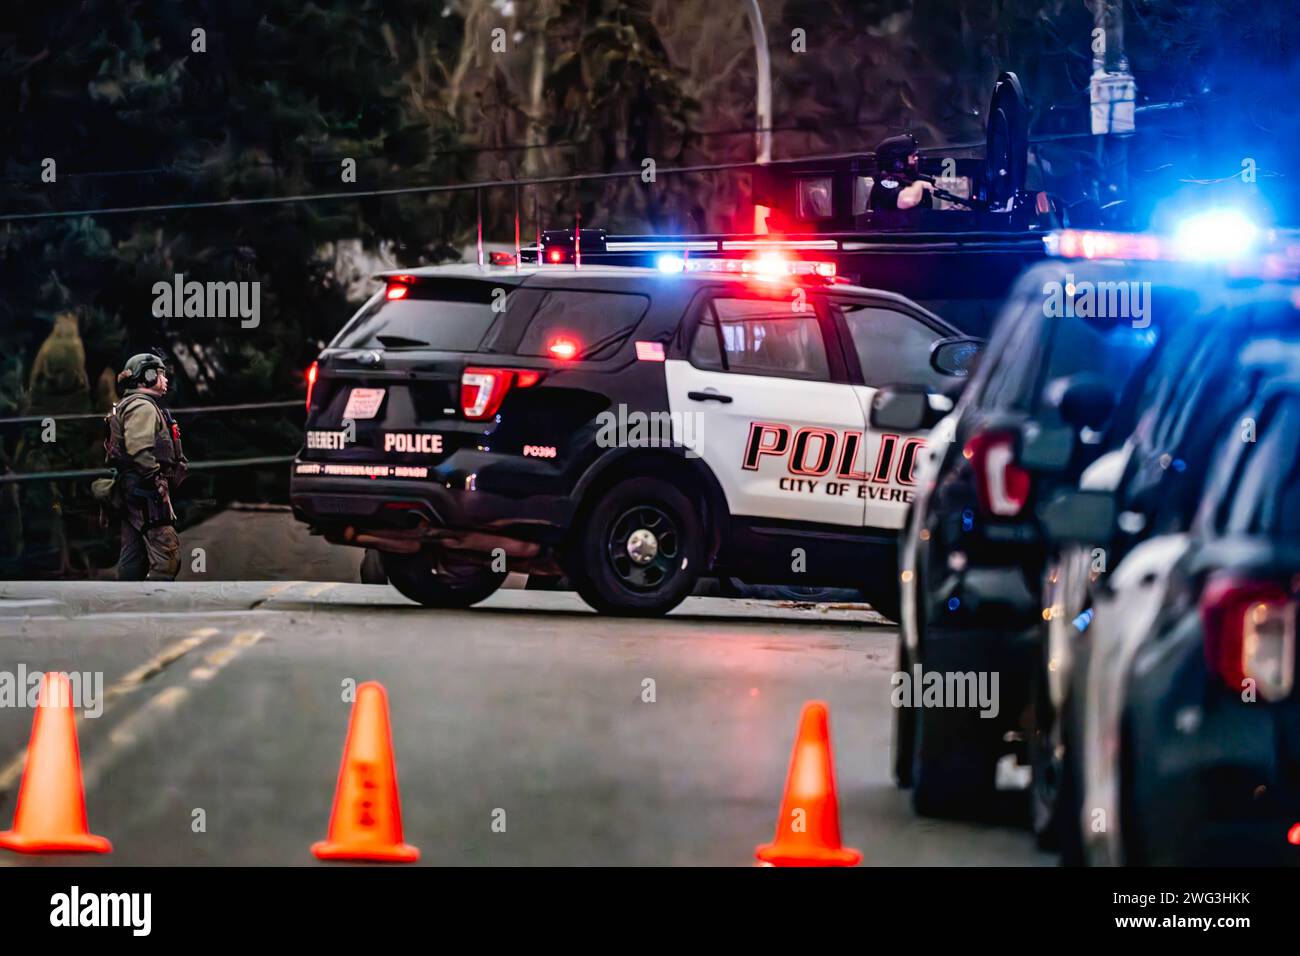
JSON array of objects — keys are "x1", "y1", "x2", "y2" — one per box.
[
  {"x1": 82, "y1": 631, "x2": 264, "y2": 786},
  {"x1": 0, "y1": 628, "x2": 217, "y2": 796}
]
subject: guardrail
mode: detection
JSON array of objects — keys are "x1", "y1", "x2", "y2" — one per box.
[
  {"x1": 0, "y1": 399, "x2": 301, "y2": 485},
  {"x1": 0, "y1": 399, "x2": 301, "y2": 426}
]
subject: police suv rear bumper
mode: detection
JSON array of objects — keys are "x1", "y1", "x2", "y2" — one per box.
[{"x1": 288, "y1": 453, "x2": 574, "y2": 557}]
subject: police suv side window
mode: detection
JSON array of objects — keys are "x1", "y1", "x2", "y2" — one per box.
[
  {"x1": 835, "y1": 301, "x2": 946, "y2": 389},
  {"x1": 689, "y1": 305, "x2": 725, "y2": 370},
  {"x1": 965, "y1": 295, "x2": 1044, "y2": 412},
  {"x1": 515, "y1": 291, "x2": 649, "y2": 359},
  {"x1": 692, "y1": 297, "x2": 831, "y2": 382},
  {"x1": 1195, "y1": 339, "x2": 1300, "y2": 537}
]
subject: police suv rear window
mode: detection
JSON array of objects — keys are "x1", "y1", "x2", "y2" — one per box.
[
  {"x1": 333, "y1": 280, "x2": 538, "y2": 352},
  {"x1": 515, "y1": 291, "x2": 649, "y2": 359}
]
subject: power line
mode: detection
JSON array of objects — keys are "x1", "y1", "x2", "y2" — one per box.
[
  {"x1": 4, "y1": 125, "x2": 1216, "y2": 226},
  {"x1": 0, "y1": 154, "x2": 857, "y2": 224},
  {"x1": 0, "y1": 117, "x2": 969, "y2": 188}
]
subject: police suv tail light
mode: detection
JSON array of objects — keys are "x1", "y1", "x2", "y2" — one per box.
[
  {"x1": 306, "y1": 361, "x2": 319, "y2": 412},
  {"x1": 460, "y1": 367, "x2": 542, "y2": 420},
  {"x1": 963, "y1": 431, "x2": 1030, "y2": 517},
  {"x1": 1200, "y1": 577, "x2": 1296, "y2": 702}
]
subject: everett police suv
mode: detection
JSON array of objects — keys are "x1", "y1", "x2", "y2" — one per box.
[{"x1": 290, "y1": 257, "x2": 978, "y2": 616}]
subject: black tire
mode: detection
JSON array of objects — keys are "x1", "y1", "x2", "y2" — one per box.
[
  {"x1": 359, "y1": 548, "x2": 387, "y2": 585},
  {"x1": 568, "y1": 477, "x2": 703, "y2": 616},
  {"x1": 910, "y1": 699, "x2": 1001, "y2": 819},
  {"x1": 380, "y1": 550, "x2": 506, "y2": 608},
  {"x1": 864, "y1": 583, "x2": 901, "y2": 623},
  {"x1": 1028, "y1": 655, "x2": 1066, "y2": 850},
  {"x1": 892, "y1": 637, "x2": 915, "y2": 788},
  {"x1": 1056, "y1": 716, "x2": 1085, "y2": 865}
]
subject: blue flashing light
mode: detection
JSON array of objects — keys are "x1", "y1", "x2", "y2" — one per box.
[
  {"x1": 1172, "y1": 209, "x2": 1259, "y2": 261},
  {"x1": 656, "y1": 254, "x2": 685, "y2": 274}
]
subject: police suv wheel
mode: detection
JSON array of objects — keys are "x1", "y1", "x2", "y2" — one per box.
[
  {"x1": 380, "y1": 551, "x2": 506, "y2": 609},
  {"x1": 570, "y1": 477, "x2": 703, "y2": 616},
  {"x1": 864, "y1": 585, "x2": 901, "y2": 624}
]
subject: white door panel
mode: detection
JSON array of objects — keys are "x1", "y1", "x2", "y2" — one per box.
[
  {"x1": 665, "y1": 359, "x2": 866, "y2": 526},
  {"x1": 849, "y1": 385, "x2": 929, "y2": 530}
]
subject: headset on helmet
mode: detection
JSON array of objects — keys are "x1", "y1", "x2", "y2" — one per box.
[{"x1": 119, "y1": 353, "x2": 169, "y2": 390}]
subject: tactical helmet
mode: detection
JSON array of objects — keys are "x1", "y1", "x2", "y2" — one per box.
[
  {"x1": 875, "y1": 133, "x2": 920, "y2": 177},
  {"x1": 121, "y1": 353, "x2": 168, "y2": 389}
]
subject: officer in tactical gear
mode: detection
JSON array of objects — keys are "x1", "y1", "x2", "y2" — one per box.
[
  {"x1": 869, "y1": 133, "x2": 934, "y2": 212},
  {"x1": 97, "y1": 353, "x2": 188, "y2": 580}
]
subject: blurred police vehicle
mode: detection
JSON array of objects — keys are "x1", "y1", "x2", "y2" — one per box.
[
  {"x1": 890, "y1": 211, "x2": 1300, "y2": 822},
  {"x1": 1035, "y1": 250, "x2": 1300, "y2": 865}
]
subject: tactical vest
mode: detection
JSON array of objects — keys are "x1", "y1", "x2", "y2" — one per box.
[{"x1": 103, "y1": 392, "x2": 186, "y2": 478}]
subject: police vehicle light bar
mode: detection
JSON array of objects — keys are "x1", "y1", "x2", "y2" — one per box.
[
  {"x1": 1043, "y1": 230, "x2": 1165, "y2": 262},
  {"x1": 657, "y1": 253, "x2": 836, "y2": 279},
  {"x1": 1045, "y1": 216, "x2": 1290, "y2": 267}
]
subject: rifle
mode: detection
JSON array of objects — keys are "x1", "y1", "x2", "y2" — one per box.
[{"x1": 899, "y1": 171, "x2": 990, "y2": 210}]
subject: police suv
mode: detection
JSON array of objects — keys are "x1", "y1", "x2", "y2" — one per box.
[{"x1": 290, "y1": 257, "x2": 978, "y2": 616}]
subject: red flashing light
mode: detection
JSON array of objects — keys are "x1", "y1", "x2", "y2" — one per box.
[
  {"x1": 682, "y1": 255, "x2": 837, "y2": 280},
  {"x1": 386, "y1": 283, "x2": 409, "y2": 300},
  {"x1": 547, "y1": 249, "x2": 565, "y2": 264},
  {"x1": 1289, "y1": 823, "x2": 1300, "y2": 846},
  {"x1": 548, "y1": 336, "x2": 580, "y2": 360},
  {"x1": 490, "y1": 251, "x2": 518, "y2": 266},
  {"x1": 305, "y1": 361, "x2": 319, "y2": 411}
]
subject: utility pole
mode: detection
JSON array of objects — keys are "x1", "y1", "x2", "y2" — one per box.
[{"x1": 743, "y1": 0, "x2": 773, "y2": 232}]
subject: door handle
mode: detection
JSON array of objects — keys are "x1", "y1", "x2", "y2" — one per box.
[{"x1": 688, "y1": 390, "x2": 733, "y2": 403}]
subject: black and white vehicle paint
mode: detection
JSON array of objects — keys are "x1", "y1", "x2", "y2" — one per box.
[{"x1": 290, "y1": 262, "x2": 976, "y2": 616}]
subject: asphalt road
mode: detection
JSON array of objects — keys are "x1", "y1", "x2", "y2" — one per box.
[{"x1": 0, "y1": 581, "x2": 1051, "y2": 866}]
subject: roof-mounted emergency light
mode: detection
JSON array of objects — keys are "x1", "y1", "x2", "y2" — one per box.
[{"x1": 664, "y1": 253, "x2": 837, "y2": 280}]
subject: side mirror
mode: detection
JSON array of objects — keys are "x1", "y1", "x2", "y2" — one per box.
[
  {"x1": 870, "y1": 386, "x2": 950, "y2": 432},
  {"x1": 1045, "y1": 375, "x2": 1116, "y2": 432},
  {"x1": 1019, "y1": 420, "x2": 1076, "y2": 472},
  {"x1": 1037, "y1": 489, "x2": 1115, "y2": 545},
  {"x1": 930, "y1": 336, "x2": 983, "y2": 378}
]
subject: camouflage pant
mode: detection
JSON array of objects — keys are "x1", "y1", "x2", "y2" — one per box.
[{"x1": 117, "y1": 519, "x2": 180, "y2": 581}]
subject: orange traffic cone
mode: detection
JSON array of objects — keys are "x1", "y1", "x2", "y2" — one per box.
[
  {"x1": 755, "y1": 701, "x2": 861, "y2": 867},
  {"x1": 312, "y1": 681, "x2": 419, "y2": 862},
  {"x1": 0, "y1": 672, "x2": 111, "y2": 854}
]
